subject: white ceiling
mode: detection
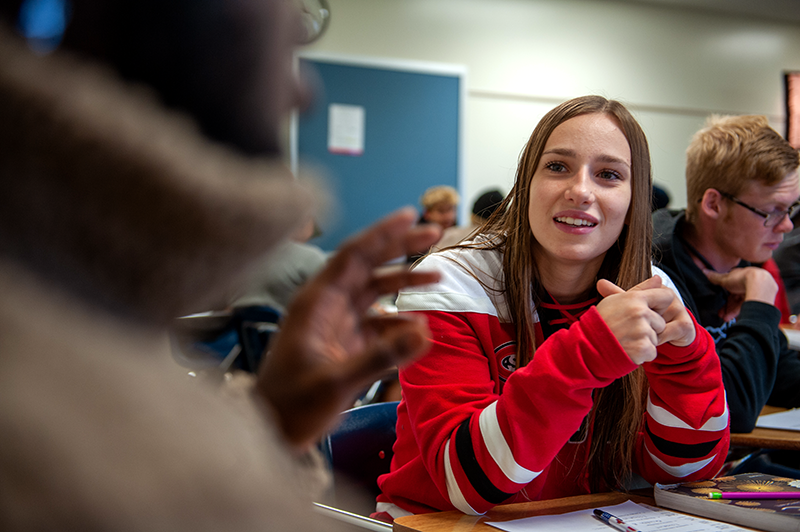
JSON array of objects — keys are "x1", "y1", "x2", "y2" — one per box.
[{"x1": 617, "y1": 0, "x2": 800, "y2": 24}]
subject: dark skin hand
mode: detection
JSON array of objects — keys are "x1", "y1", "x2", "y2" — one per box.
[{"x1": 256, "y1": 207, "x2": 442, "y2": 450}]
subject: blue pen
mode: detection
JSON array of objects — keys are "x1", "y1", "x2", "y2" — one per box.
[{"x1": 593, "y1": 509, "x2": 641, "y2": 532}]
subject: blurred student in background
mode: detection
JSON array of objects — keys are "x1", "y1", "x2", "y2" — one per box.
[
  {"x1": 435, "y1": 188, "x2": 505, "y2": 250},
  {"x1": 652, "y1": 184, "x2": 671, "y2": 211},
  {"x1": 773, "y1": 215, "x2": 800, "y2": 322},
  {"x1": 408, "y1": 184, "x2": 460, "y2": 263},
  {"x1": 230, "y1": 217, "x2": 328, "y2": 314},
  {"x1": 419, "y1": 185, "x2": 460, "y2": 230}
]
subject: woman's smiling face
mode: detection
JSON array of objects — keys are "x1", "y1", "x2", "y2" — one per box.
[{"x1": 528, "y1": 112, "x2": 632, "y2": 271}]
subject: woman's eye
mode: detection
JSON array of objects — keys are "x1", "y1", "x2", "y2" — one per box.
[
  {"x1": 544, "y1": 161, "x2": 566, "y2": 173},
  {"x1": 598, "y1": 169, "x2": 622, "y2": 181}
]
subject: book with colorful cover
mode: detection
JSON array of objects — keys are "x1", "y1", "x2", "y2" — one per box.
[{"x1": 654, "y1": 473, "x2": 800, "y2": 532}]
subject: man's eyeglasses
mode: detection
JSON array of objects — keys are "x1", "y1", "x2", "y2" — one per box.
[{"x1": 719, "y1": 191, "x2": 800, "y2": 228}]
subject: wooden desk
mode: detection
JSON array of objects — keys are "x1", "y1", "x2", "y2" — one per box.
[
  {"x1": 392, "y1": 491, "x2": 654, "y2": 532},
  {"x1": 730, "y1": 406, "x2": 800, "y2": 451}
]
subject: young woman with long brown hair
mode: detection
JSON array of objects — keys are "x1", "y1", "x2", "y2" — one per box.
[{"x1": 375, "y1": 95, "x2": 729, "y2": 519}]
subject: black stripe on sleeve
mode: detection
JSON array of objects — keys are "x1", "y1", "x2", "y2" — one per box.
[
  {"x1": 454, "y1": 418, "x2": 516, "y2": 505},
  {"x1": 645, "y1": 420, "x2": 721, "y2": 459}
]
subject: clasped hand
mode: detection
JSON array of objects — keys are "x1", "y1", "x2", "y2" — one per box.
[
  {"x1": 596, "y1": 276, "x2": 695, "y2": 365},
  {"x1": 702, "y1": 266, "x2": 777, "y2": 322}
]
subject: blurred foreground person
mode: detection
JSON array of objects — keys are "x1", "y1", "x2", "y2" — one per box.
[{"x1": 0, "y1": 0, "x2": 440, "y2": 529}]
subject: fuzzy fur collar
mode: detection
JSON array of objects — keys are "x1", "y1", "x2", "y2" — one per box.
[{"x1": 0, "y1": 26, "x2": 322, "y2": 325}]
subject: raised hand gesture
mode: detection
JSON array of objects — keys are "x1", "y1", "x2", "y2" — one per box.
[{"x1": 256, "y1": 208, "x2": 442, "y2": 449}]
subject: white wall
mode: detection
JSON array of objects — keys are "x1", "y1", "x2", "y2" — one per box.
[{"x1": 303, "y1": 0, "x2": 800, "y2": 217}]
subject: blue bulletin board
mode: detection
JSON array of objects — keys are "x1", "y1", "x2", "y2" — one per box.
[{"x1": 292, "y1": 53, "x2": 465, "y2": 252}]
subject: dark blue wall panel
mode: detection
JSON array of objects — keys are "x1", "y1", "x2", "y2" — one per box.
[{"x1": 298, "y1": 59, "x2": 460, "y2": 252}]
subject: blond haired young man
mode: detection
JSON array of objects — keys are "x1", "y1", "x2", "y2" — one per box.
[
  {"x1": 420, "y1": 185, "x2": 460, "y2": 230},
  {"x1": 653, "y1": 115, "x2": 800, "y2": 433}
]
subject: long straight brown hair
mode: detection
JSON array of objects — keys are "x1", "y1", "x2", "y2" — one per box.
[{"x1": 466, "y1": 95, "x2": 654, "y2": 491}]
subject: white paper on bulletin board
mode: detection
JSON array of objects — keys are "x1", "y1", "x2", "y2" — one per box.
[{"x1": 328, "y1": 103, "x2": 365, "y2": 155}]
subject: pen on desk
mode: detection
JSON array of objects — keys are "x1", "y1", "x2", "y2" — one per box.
[
  {"x1": 593, "y1": 509, "x2": 641, "y2": 532},
  {"x1": 708, "y1": 491, "x2": 800, "y2": 499}
]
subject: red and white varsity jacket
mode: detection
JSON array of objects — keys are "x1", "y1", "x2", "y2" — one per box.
[{"x1": 376, "y1": 245, "x2": 730, "y2": 517}]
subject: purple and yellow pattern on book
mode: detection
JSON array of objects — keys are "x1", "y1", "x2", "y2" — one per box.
[{"x1": 655, "y1": 472, "x2": 800, "y2": 531}]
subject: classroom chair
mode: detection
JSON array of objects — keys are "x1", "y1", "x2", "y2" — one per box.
[
  {"x1": 170, "y1": 305, "x2": 281, "y2": 373},
  {"x1": 320, "y1": 401, "x2": 399, "y2": 517}
]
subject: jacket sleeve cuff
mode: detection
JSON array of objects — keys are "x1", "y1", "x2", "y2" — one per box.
[
  {"x1": 578, "y1": 306, "x2": 638, "y2": 380},
  {"x1": 650, "y1": 310, "x2": 710, "y2": 367},
  {"x1": 738, "y1": 300, "x2": 781, "y2": 326}
]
